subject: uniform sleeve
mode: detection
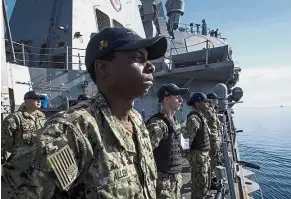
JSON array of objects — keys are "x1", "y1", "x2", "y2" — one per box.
[
  {"x1": 146, "y1": 119, "x2": 168, "y2": 149},
  {"x1": 203, "y1": 109, "x2": 213, "y2": 122},
  {"x1": 203, "y1": 109, "x2": 211, "y2": 118},
  {"x1": 203, "y1": 109, "x2": 216, "y2": 132},
  {"x1": 216, "y1": 115, "x2": 221, "y2": 127},
  {"x1": 214, "y1": 114, "x2": 221, "y2": 137},
  {"x1": 1, "y1": 114, "x2": 19, "y2": 156},
  {"x1": 2, "y1": 115, "x2": 89, "y2": 199},
  {"x1": 37, "y1": 111, "x2": 47, "y2": 123},
  {"x1": 180, "y1": 120, "x2": 186, "y2": 136},
  {"x1": 183, "y1": 115, "x2": 200, "y2": 141}
]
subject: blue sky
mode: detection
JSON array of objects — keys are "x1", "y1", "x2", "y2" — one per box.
[
  {"x1": 182, "y1": 0, "x2": 291, "y2": 67},
  {"x1": 180, "y1": 0, "x2": 291, "y2": 106},
  {"x1": 6, "y1": 0, "x2": 14, "y2": 18},
  {"x1": 5, "y1": 0, "x2": 291, "y2": 106}
]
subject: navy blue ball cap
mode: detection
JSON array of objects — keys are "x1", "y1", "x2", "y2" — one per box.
[
  {"x1": 207, "y1": 93, "x2": 222, "y2": 100},
  {"x1": 157, "y1": 83, "x2": 189, "y2": 102},
  {"x1": 85, "y1": 27, "x2": 168, "y2": 70},
  {"x1": 24, "y1": 91, "x2": 45, "y2": 100},
  {"x1": 187, "y1": 92, "x2": 209, "y2": 106}
]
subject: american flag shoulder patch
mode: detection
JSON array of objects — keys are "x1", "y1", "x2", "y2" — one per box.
[{"x1": 47, "y1": 145, "x2": 79, "y2": 191}]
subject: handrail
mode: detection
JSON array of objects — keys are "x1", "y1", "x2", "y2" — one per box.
[
  {"x1": 164, "y1": 38, "x2": 216, "y2": 69},
  {"x1": 221, "y1": 111, "x2": 237, "y2": 199},
  {"x1": 4, "y1": 37, "x2": 215, "y2": 55},
  {"x1": 221, "y1": 108, "x2": 263, "y2": 199},
  {"x1": 168, "y1": 40, "x2": 212, "y2": 51},
  {"x1": 3, "y1": 36, "x2": 229, "y2": 71},
  {"x1": 3, "y1": 38, "x2": 88, "y2": 70},
  {"x1": 4, "y1": 38, "x2": 86, "y2": 50}
]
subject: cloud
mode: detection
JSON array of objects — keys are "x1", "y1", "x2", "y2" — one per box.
[{"x1": 235, "y1": 65, "x2": 291, "y2": 107}]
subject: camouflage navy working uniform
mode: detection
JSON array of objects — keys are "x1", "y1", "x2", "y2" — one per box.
[
  {"x1": 146, "y1": 84, "x2": 188, "y2": 199},
  {"x1": 1, "y1": 27, "x2": 169, "y2": 199},
  {"x1": 203, "y1": 93, "x2": 222, "y2": 173},
  {"x1": 1, "y1": 92, "x2": 46, "y2": 161},
  {"x1": 183, "y1": 93, "x2": 211, "y2": 199},
  {"x1": 147, "y1": 115, "x2": 182, "y2": 199},
  {"x1": 2, "y1": 93, "x2": 158, "y2": 199}
]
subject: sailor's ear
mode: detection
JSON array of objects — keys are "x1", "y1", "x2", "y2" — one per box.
[{"x1": 94, "y1": 60, "x2": 111, "y2": 77}]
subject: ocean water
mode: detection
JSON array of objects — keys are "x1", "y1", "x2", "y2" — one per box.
[{"x1": 233, "y1": 106, "x2": 291, "y2": 199}]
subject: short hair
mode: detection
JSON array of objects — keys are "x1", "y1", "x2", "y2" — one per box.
[{"x1": 87, "y1": 52, "x2": 115, "y2": 84}]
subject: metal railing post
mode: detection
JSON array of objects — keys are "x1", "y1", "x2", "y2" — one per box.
[
  {"x1": 206, "y1": 40, "x2": 209, "y2": 65},
  {"x1": 65, "y1": 46, "x2": 69, "y2": 70},
  {"x1": 184, "y1": 38, "x2": 188, "y2": 53},
  {"x1": 2, "y1": 0, "x2": 16, "y2": 62},
  {"x1": 21, "y1": 42, "x2": 25, "y2": 65},
  {"x1": 222, "y1": 142, "x2": 236, "y2": 199},
  {"x1": 169, "y1": 47, "x2": 173, "y2": 71}
]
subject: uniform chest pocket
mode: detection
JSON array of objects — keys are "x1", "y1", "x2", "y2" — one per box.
[{"x1": 22, "y1": 124, "x2": 34, "y2": 145}]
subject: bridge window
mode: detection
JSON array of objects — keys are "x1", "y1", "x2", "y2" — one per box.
[
  {"x1": 113, "y1": 19, "x2": 123, "y2": 28},
  {"x1": 95, "y1": 9, "x2": 111, "y2": 32}
]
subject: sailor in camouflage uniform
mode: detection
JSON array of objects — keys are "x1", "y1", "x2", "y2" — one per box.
[
  {"x1": 183, "y1": 92, "x2": 211, "y2": 199},
  {"x1": 1, "y1": 90, "x2": 46, "y2": 162},
  {"x1": 204, "y1": 93, "x2": 222, "y2": 177},
  {"x1": 146, "y1": 83, "x2": 189, "y2": 199},
  {"x1": 1, "y1": 27, "x2": 167, "y2": 199}
]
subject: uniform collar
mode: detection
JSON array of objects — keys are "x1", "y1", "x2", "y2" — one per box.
[
  {"x1": 22, "y1": 109, "x2": 42, "y2": 120},
  {"x1": 93, "y1": 92, "x2": 148, "y2": 154}
]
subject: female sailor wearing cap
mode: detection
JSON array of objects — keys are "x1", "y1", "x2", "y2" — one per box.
[{"x1": 183, "y1": 92, "x2": 211, "y2": 199}]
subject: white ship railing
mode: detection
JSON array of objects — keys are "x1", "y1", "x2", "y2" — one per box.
[
  {"x1": 162, "y1": 39, "x2": 210, "y2": 71},
  {"x1": 163, "y1": 38, "x2": 232, "y2": 71},
  {"x1": 4, "y1": 39, "x2": 86, "y2": 70},
  {"x1": 3, "y1": 36, "x2": 231, "y2": 73}
]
